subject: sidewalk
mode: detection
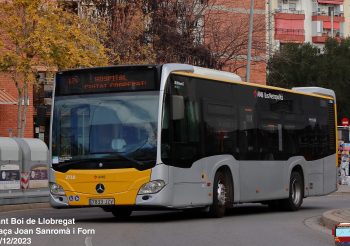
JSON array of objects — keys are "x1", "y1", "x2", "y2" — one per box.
[
  {"x1": 334, "y1": 184, "x2": 350, "y2": 194},
  {"x1": 0, "y1": 203, "x2": 50, "y2": 213},
  {"x1": 321, "y1": 185, "x2": 350, "y2": 230}
]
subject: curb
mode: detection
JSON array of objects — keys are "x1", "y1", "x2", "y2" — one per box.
[
  {"x1": 321, "y1": 209, "x2": 348, "y2": 230},
  {"x1": 0, "y1": 203, "x2": 51, "y2": 213}
]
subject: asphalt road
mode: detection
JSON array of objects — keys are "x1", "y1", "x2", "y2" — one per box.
[{"x1": 1, "y1": 193, "x2": 350, "y2": 246}]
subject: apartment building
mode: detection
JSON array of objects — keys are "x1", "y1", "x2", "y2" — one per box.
[{"x1": 269, "y1": 0, "x2": 350, "y2": 49}]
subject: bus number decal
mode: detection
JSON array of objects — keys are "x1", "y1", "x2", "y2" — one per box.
[{"x1": 65, "y1": 175, "x2": 76, "y2": 180}]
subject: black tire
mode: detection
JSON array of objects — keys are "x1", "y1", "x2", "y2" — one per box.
[
  {"x1": 209, "y1": 171, "x2": 229, "y2": 218},
  {"x1": 111, "y1": 207, "x2": 132, "y2": 219},
  {"x1": 282, "y1": 171, "x2": 304, "y2": 211}
]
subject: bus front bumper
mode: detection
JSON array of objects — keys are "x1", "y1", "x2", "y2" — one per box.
[{"x1": 49, "y1": 183, "x2": 173, "y2": 209}]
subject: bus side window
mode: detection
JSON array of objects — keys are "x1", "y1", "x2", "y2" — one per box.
[
  {"x1": 238, "y1": 107, "x2": 258, "y2": 160},
  {"x1": 283, "y1": 122, "x2": 299, "y2": 157},
  {"x1": 258, "y1": 121, "x2": 282, "y2": 160},
  {"x1": 203, "y1": 101, "x2": 237, "y2": 156}
]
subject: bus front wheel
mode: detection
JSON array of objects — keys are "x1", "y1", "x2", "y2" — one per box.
[
  {"x1": 209, "y1": 171, "x2": 229, "y2": 218},
  {"x1": 282, "y1": 171, "x2": 304, "y2": 211}
]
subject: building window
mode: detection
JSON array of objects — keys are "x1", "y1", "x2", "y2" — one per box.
[{"x1": 289, "y1": 3, "x2": 296, "y2": 11}]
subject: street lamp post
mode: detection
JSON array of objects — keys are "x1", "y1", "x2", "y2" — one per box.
[
  {"x1": 268, "y1": 0, "x2": 272, "y2": 59},
  {"x1": 246, "y1": 0, "x2": 254, "y2": 82},
  {"x1": 331, "y1": 8, "x2": 334, "y2": 38}
]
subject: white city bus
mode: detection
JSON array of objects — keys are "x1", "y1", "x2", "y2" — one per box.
[{"x1": 49, "y1": 64, "x2": 337, "y2": 218}]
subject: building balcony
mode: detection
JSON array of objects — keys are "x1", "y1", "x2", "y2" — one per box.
[
  {"x1": 275, "y1": 9, "x2": 305, "y2": 20},
  {"x1": 275, "y1": 29, "x2": 305, "y2": 43},
  {"x1": 312, "y1": 32, "x2": 343, "y2": 43},
  {"x1": 312, "y1": 13, "x2": 345, "y2": 22},
  {"x1": 317, "y1": 0, "x2": 344, "y2": 5},
  {"x1": 275, "y1": 9, "x2": 304, "y2": 15}
]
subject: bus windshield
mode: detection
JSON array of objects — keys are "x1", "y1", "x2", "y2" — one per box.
[{"x1": 52, "y1": 91, "x2": 159, "y2": 170}]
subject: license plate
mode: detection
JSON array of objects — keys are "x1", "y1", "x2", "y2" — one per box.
[{"x1": 89, "y1": 198, "x2": 115, "y2": 206}]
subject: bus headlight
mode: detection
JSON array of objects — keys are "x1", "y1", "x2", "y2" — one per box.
[
  {"x1": 138, "y1": 180, "x2": 166, "y2": 195},
  {"x1": 49, "y1": 182, "x2": 66, "y2": 196}
]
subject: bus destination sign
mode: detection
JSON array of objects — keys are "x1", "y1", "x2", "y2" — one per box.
[{"x1": 56, "y1": 66, "x2": 158, "y2": 96}]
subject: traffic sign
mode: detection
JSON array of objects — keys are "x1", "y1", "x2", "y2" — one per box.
[{"x1": 341, "y1": 118, "x2": 349, "y2": 127}]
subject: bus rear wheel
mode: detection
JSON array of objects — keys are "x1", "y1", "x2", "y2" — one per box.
[
  {"x1": 209, "y1": 171, "x2": 229, "y2": 218},
  {"x1": 282, "y1": 171, "x2": 304, "y2": 211},
  {"x1": 111, "y1": 207, "x2": 133, "y2": 219}
]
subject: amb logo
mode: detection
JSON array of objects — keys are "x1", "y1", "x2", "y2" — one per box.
[{"x1": 254, "y1": 89, "x2": 284, "y2": 101}]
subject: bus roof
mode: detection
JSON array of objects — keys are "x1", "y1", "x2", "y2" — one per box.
[
  {"x1": 292, "y1": 87, "x2": 336, "y2": 101},
  {"x1": 192, "y1": 66, "x2": 242, "y2": 82},
  {"x1": 171, "y1": 70, "x2": 335, "y2": 101}
]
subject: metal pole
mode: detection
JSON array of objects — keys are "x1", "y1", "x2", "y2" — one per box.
[
  {"x1": 268, "y1": 0, "x2": 272, "y2": 59},
  {"x1": 246, "y1": 0, "x2": 255, "y2": 82},
  {"x1": 331, "y1": 9, "x2": 334, "y2": 38}
]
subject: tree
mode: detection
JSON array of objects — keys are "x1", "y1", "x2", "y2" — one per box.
[
  {"x1": 0, "y1": 0, "x2": 109, "y2": 137},
  {"x1": 145, "y1": 0, "x2": 214, "y2": 67},
  {"x1": 77, "y1": 0, "x2": 266, "y2": 78},
  {"x1": 76, "y1": 0, "x2": 155, "y2": 64},
  {"x1": 321, "y1": 39, "x2": 350, "y2": 120},
  {"x1": 108, "y1": 1, "x2": 155, "y2": 64},
  {"x1": 142, "y1": 0, "x2": 267, "y2": 72},
  {"x1": 268, "y1": 39, "x2": 350, "y2": 121},
  {"x1": 204, "y1": 5, "x2": 266, "y2": 72},
  {"x1": 267, "y1": 43, "x2": 320, "y2": 88}
]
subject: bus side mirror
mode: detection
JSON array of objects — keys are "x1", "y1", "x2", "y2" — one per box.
[{"x1": 172, "y1": 95, "x2": 184, "y2": 120}]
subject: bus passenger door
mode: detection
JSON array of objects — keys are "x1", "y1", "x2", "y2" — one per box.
[{"x1": 163, "y1": 76, "x2": 209, "y2": 207}]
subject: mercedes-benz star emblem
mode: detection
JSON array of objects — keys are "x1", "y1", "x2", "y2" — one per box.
[
  {"x1": 96, "y1": 183, "x2": 105, "y2": 194},
  {"x1": 98, "y1": 163, "x2": 103, "y2": 168}
]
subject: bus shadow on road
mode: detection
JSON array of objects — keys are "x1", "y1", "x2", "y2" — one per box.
[{"x1": 75, "y1": 203, "x2": 317, "y2": 223}]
